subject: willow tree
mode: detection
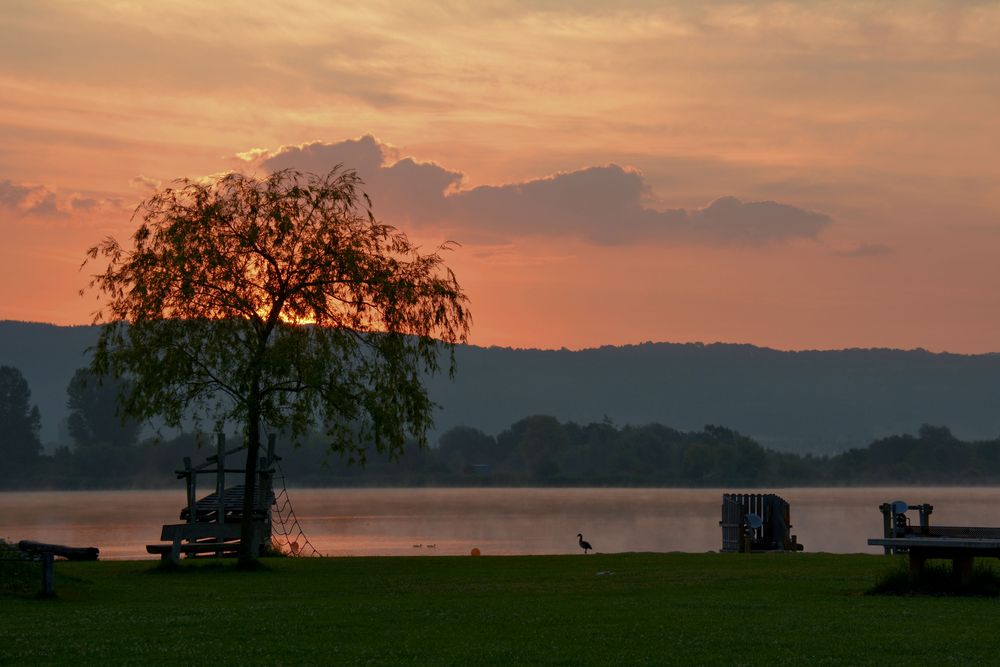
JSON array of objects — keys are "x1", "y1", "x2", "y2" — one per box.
[{"x1": 84, "y1": 168, "x2": 470, "y2": 564}]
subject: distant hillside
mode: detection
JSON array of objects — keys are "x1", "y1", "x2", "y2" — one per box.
[
  {"x1": 0, "y1": 321, "x2": 102, "y2": 446},
  {"x1": 2, "y1": 321, "x2": 999, "y2": 453},
  {"x1": 426, "y1": 343, "x2": 1000, "y2": 453}
]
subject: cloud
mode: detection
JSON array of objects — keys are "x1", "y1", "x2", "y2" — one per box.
[
  {"x1": 0, "y1": 179, "x2": 127, "y2": 221},
  {"x1": 235, "y1": 148, "x2": 271, "y2": 162},
  {"x1": 261, "y1": 135, "x2": 397, "y2": 176},
  {"x1": 129, "y1": 175, "x2": 162, "y2": 192},
  {"x1": 676, "y1": 196, "x2": 832, "y2": 246},
  {"x1": 259, "y1": 136, "x2": 462, "y2": 226},
  {"x1": 0, "y1": 179, "x2": 63, "y2": 218},
  {"x1": 249, "y1": 136, "x2": 832, "y2": 246}
]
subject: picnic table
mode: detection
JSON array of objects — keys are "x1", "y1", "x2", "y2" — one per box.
[
  {"x1": 868, "y1": 500, "x2": 1000, "y2": 582},
  {"x1": 867, "y1": 536, "x2": 1000, "y2": 580}
]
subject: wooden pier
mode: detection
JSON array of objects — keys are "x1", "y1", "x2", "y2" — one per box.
[{"x1": 146, "y1": 433, "x2": 277, "y2": 563}]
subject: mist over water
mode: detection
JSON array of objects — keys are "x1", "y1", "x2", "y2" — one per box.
[{"x1": 4, "y1": 487, "x2": 1000, "y2": 560}]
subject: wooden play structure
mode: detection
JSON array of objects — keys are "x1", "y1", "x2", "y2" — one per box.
[
  {"x1": 868, "y1": 501, "x2": 1000, "y2": 581},
  {"x1": 146, "y1": 433, "x2": 277, "y2": 563},
  {"x1": 720, "y1": 493, "x2": 803, "y2": 553}
]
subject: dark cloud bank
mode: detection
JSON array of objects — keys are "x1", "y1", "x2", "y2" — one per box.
[{"x1": 256, "y1": 135, "x2": 832, "y2": 246}]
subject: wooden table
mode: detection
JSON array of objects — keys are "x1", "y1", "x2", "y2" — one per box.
[{"x1": 868, "y1": 537, "x2": 1000, "y2": 581}]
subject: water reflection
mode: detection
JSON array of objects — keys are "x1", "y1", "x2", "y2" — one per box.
[{"x1": 3, "y1": 487, "x2": 999, "y2": 560}]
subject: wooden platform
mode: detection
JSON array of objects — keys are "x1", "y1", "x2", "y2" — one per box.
[{"x1": 178, "y1": 485, "x2": 274, "y2": 523}]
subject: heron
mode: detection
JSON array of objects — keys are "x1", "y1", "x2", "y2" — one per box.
[{"x1": 577, "y1": 533, "x2": 593, "y2": 554}]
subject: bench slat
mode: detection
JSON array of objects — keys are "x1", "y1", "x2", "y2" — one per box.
[{"x1": 146, "y1": 542, "x2": 239, "y2": 555}]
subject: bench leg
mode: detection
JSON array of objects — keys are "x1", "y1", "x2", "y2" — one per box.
[
  {"x1": 169, "y1": 537, "x2": 181, "y2": 565},
  {"x1": 953, "y1": 557, "x2": 974, "y2": 585},
  {"x1": 908, "y1": 552, "x2": 926, "y2": 579},
  {"x1": 41, "y1": 552, "x2": 54, "y2": 597}
]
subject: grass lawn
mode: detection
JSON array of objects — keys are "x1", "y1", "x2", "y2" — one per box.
[{"x1": 1, "y1": 552, "x2": 997, "y2": 665}]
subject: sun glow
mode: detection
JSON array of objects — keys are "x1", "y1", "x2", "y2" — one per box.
[
  {"x1": 1, "y1": 2, "x2": 998, "y2": 352},
  {"x1": 279, "y1": 312, "x2": 316, "y2": 325}
]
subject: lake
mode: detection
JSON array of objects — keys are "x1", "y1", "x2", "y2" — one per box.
[{"x1": 4, "y1": 487, "x2": 1000, "y2": 560}]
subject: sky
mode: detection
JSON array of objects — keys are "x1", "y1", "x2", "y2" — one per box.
[{"x1": 1, "y1": 1, "x2": 998, "y2": 353}]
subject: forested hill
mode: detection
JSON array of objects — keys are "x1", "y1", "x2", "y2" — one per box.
[
  {"x1": 2, "y1": 320, "x2": 1000, "y2": 454},
  {"x1": 425, "y1": 343, "x2": 1000, "y2": 453}
]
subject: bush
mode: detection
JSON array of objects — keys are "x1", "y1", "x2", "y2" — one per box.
[
  {"x1": 0, "y1": 539, "x2": 36, "y2": 596},
  {"x1": 867, "y1": 558, "x2": 1000, "y2": 597}
]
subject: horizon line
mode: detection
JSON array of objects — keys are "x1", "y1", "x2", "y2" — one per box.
[{"x1": 1, "y1": 318, "x2": 997, "y2": 358}]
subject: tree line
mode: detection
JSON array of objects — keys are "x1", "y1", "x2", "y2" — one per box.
[{"x1": 3, "y1": 363, "x2": 1000, "y2": 488}]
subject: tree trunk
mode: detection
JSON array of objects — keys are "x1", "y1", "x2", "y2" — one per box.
[{"x1": 238, "y1": 382, "x2": 261, "y2": 567}]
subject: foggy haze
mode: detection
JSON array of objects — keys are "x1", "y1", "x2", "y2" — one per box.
[{"x1": 6, "y1": 487, "x2": 1000, "y2": 559}]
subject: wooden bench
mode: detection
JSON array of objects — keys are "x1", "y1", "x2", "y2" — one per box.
[
  {"x1": 15, "y1": 540, "x2": 99, "y2": 596},
  {"x1": 148, "y1": 434, "x2": 276, "y2": 564},
  {"x1": 146, "y1": 541, "x2": 240, "y2": 558},
  {"x1": 145, "y1": 523, "x2": 244, "y2": 563}
]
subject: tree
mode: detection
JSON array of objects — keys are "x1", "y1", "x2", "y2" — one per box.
[
  {"x1": 438, "y1": 426, "x2": 497, "y2": 473},
  {"x1": 0, "y1": 365, "x2": 42, "y2": 470},
  {"x1": 66, "y1": 367, "x2": 142, "y2": 449},
  {"x1": 84, "y1": 167, "x2": 470, "y2": 564},
  {"x1": 498, "y1": 415, "x2": 568, "y2": 480}
]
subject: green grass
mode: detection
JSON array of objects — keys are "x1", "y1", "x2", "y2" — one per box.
[{"x1": 2, "y1": 553, "x2": 998, "y2": 665}]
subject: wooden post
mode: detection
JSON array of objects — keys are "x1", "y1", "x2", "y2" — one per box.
[
  {"x1": 40, "y1": 552, "x2": 54, "y2": 597},
  {"x1": 183, "y1": 456, "x2": 195, "y2": 524},
  {"x1": 782, "y1": 502, "x2": 792, "y2": 551},
  {"x1": 267, "y1": 433, "x2": 276, "y2": 467},
  {"x1": 878, "y1": 503, "x2": 891, "y2": 553},
  {"x1": 918, "y1": 504, "x2": 933, "y2": 535},
  {"x1": 216, "y1": 433, "x2": 225, "y2": 527},
  {"x1": 909, "y1": 552, "x2": 926, "y2": 579},
  {"x1": 953, "y1": 556, "x2": 974, "y2": 585},
  {"x1": 739, "y1": 499, "x2": 749, "y2": 553}
]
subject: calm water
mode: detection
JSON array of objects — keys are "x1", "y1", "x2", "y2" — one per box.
[{"x1": 3, "y1": 487, "x2": 1000, "y2": 560}]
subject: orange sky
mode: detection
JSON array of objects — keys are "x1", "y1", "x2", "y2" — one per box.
[{"x1": 1, "y1": 2, "x2": 998, "y2": 352}]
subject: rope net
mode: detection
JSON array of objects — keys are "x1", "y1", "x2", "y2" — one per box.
[{"x1": 270, "y1": 461, "x2": 322, "y2": 558}]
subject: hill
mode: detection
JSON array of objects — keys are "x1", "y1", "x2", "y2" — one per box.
[{"x1": 2, "y1": 320, "x2": 999, "y2": 453}]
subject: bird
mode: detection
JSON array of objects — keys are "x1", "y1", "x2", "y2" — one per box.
[{"x1": 577, "y1": 533, "x2": 593, "y2": 554}]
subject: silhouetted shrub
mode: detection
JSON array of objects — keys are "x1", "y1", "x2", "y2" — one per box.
[
  {"x1": 868, "y1": 559, "x2": 1000, "y2": 597},
  {"x1": 0, "y1": 539, "x2": 36, "y2": 596}
]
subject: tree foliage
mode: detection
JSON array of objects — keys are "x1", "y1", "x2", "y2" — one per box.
[
  {"x1": 0, "y1": 365, "x2": 42, "y2": 469},
  {"x1": 66, "y1": 367, "x2": 142, "y2": 449},
  {"x1": 83, "y1": 167, "x2": 470, "y2": 561},
  {"x1": 8, "y1": 418, "x2": 1000, "y2": 489}
]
